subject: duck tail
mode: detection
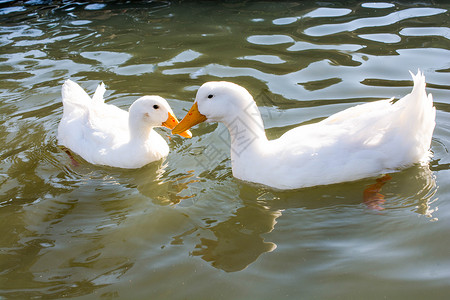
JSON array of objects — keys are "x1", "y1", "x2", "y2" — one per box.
[
  {"x1": 395, "y1": 70, "x2": 436, "y2": 164},
  {"x1": 61, "y1": 79, "x2": 92, "y2": 108},
  {"x1": 92, "y1": 82, "x2": 106, "y2": 104}
]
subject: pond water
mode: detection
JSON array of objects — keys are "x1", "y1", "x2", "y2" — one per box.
[{"x1": 1, "y1": 1, "x2": 450, "y2": 299}]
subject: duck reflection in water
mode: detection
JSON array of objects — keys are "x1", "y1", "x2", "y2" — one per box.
[
  {"x1": 191, "y1": 201, "x2": 280, "y2": 273},
  {"x1": 52, "y1": 147, "x2": 438, "y2": 276},
  {"x1": 136, "y1": 167, "x2": 199, "y2": 205},
  {"x1": 185, "y1": 163, "x2": 437, "y2": 272},
  {"x1": 12, "y1": 159, "x2": 437, "y2": 295},
  {"x1": 56, "y1": 144, "x2": 439, "y2": 275}
]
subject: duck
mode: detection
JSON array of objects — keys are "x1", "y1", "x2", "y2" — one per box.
[
  {"x1": 172, "y1": 71, "x2": 436, "y2": 189},
  {"x1": 57, "y1": 79, "x2": 191, "y2": 168}
]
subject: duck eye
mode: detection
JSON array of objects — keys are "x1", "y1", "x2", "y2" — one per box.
[
  {"x1": 207, "y1": 94, "x2": 213, "y2": 99},
  {"x1": 153, "y1": 105, "x2": 159, "y2": 109}
]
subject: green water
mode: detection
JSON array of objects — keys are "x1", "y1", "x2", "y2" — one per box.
[{"x1": 1, "y1": 1, "x2": 450, "y2": 299}]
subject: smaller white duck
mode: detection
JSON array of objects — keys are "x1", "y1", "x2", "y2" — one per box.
[
  {"x1": 173, "y1": 71, "x2": 436, "y2": 189},
  {"x1": 58, "y1": 80, "x2": 191, "y2": 168}
]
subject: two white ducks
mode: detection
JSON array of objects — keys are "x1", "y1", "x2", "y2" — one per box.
[
  {"x1": 173, "y1": 71, "x2": 436, "y2": 189},
  {"x1": 58, "y1": 80, "x2": 191, "y2": 168}
]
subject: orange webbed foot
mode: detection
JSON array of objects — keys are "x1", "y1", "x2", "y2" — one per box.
[{"x1": 363, "y1": 174, "x2": 392, "y2": 211}]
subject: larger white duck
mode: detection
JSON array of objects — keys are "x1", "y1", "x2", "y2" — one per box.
[
  {"x1": 173, "y1": 71, "x2": 435, "y2": 189},
  {"x1": 58, "y1": 80, "x2": 191, "y2": 168}
]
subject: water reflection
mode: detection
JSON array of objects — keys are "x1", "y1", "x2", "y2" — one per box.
[
  {"x1": 192, "y1": 197, "x2": 280, "y2": 272},
  {"x1": 58, "y1": 147, "x2": 200, "y2": 207},
  {"x1": 134, "y1": 165, "x2": 198, "y2": 205},
  {"x1": 4, "y1": 156, "x2": 171, "y2": 298},
  {"x1": 304, "y1": 7, "x2": 446, "y2": 37},
  {"x1": 187, "y1": 164, "x2": 437, "y2": 273}
]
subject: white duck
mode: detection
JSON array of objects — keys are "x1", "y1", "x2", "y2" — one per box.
[
  {"x1": 173, "y1": 71, "x2": 436, "y2": 189},
  {"x1": 58, "y1": 80, "x2": 191, "y2": 168}
]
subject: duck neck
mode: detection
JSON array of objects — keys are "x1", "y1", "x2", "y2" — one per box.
[
  {"x1": 222, "y1": 101, "x2": 268, "y2": 159},
  {"x1": 128, "y1": 117, "x2": 153, "y2": 143}
]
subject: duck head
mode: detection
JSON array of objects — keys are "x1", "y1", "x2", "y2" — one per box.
[
  {"x1": 172, "y1": 81, "x2": 254, "y2": 134},
  {"x1": 129, "y1": 96, "x2": 192, "y2": 138}
]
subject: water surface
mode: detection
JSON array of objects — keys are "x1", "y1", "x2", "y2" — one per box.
[{"x1": 1, "y1": 1, "x2": 450, "y2": 299}]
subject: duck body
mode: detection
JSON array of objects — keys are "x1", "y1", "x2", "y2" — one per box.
[
  {"x1": 58, "y1": 80, "x2": 191, "y2": 168},
  {"x1": 173, "y1": 71, "x2": 435, "y2": 189}
]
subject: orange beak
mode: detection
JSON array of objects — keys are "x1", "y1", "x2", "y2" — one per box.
[
  {"x1": 162, "y1": 112, "x2": 192, "y2": 138},
  {"x1": 172, "y1": 102, "x2": 207, "y2": 135}
]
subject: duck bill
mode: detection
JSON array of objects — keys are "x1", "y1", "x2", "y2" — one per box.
[
  {"x1": 162, "y1": 112, "x2": 192, "y2": 138},
  {"x1": 172, "y1": 102, "x2": 207, "y2": 135}
]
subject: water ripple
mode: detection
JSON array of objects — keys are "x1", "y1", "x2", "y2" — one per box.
[
  {"x1": 304, "y1": 7, "x2": 352, "y2": 18},
  {"x1": 247, "y1": 34, "x2": 294, "y2": 45},
  {"x1": 400, "y1": 27, "x2": 450, "y2": 40},
  {"x1": 361, "y1": 2, "x2": 395, "y2": 9},
  {"x1": 305, "y1": 7, "x2": 447, "y2": 36},
  {"x1": 358, "y1": 33, "x2": 401, "y2": 43}
]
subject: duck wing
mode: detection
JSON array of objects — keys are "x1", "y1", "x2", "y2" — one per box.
[
  {"x1": 273, "y1": 71, "x2": 434, "y2": 186},
  {"x1": 278, "y1": 98, "x2": 394, "y2": 152}
]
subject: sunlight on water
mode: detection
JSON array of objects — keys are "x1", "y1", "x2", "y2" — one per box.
[{"x1": 0, "y1": 1, "x2": 449, "y2": 299}]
